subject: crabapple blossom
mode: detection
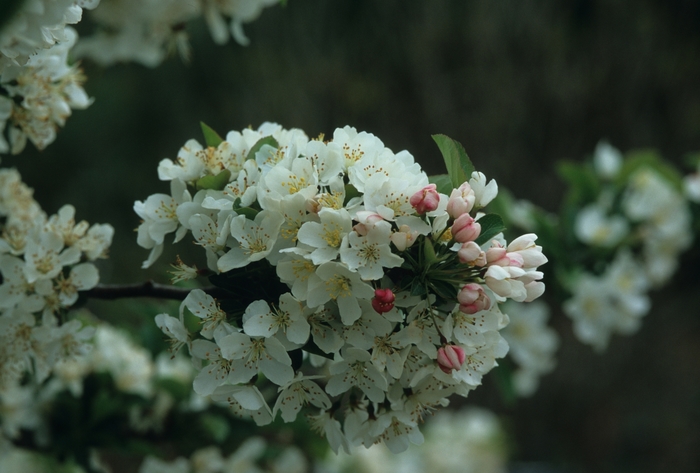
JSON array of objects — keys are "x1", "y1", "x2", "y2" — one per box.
[{"x1": 141, "y1": 125, "x2": 548, "y2": 453}]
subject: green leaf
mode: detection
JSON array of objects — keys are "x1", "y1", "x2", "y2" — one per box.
[
  {"x1": 236, "y1": 206, "x2": 259, "y2": 220},
  {"x1": 432, "y1": 134, "x2": 475, "y2": 190},
  {"x1": 195, "y1": 169, "x2": 231, "y2": 191},
  {"x1": 200, "y1": 122, "x2": 224, "y2": 147},
  {"x1": 410, "y1": 280, "x2": 427, "y2": 297},
  {"x1": 556, "y1": 160, "x2": 600, "y2": 206},
  {"x1": 247, "y1": 136, "x2": 279, "y2": 161},
  {"x1": 474, "y1": 213, "x2": 506, "y2": 245},
  {"x1": 615, "y1": 149, "x2": 684, "y2": 191},
  {"x1": 200, "y1": 414, "x2": 230, "y2": 443},
  {"x1": 428, "y1": 174, "x2": 453, "y2": 195},
  {"x1": 344, "y1": 184, "x2": 361, "y2": 205}
]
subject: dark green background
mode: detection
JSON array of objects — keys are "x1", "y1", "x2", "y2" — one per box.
[{"x1": 3, "y1": 1, "x2": 700, "y2": 472}]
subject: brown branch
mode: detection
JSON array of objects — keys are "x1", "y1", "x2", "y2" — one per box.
[{"x1": 85, "y1": 281, "x2": 229, "y2": 301}]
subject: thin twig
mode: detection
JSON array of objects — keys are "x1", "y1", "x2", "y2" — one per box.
[{"x1": 85, "y1": 281, "x2": 228, "y2": 301}]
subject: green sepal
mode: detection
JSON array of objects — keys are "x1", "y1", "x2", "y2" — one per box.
[
  {"x1": 429, "y1": 174, "x2": 453, "y2": 196},
  {"x1": 200, "y1": 121, "x2": 224, "y2": 147},
  {"x1": 235, "y1": 206, "x2": 259, "y2": 220},
  {"x1": 422, "y1": 237, "x2": 438, "y2": 265},
  {"x1": 474, "y1": 213, "x2": 506, "y2": 245},
  {"x1": 195, "y1": 169, "x2": 231, "y2": 191},
  {"x1": 432, "y1": 134, "x2": 475, "y2": 190},
  {"x1": 247, "y1": 136, "x2": 279, "y2": 161}
]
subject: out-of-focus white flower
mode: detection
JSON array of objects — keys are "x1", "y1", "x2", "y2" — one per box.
[
  {"x1": 501, "y1": 300, "x2": 559, "y2": 396},
  {"x1": 574, "y1": 204, "x2": 629, "y2": 247},
  {"x1": 593, "y1": 141, "x2": 623, "y2": 179}
]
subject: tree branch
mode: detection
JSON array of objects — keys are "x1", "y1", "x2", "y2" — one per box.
[{"x1": 85, "y1": 281, "x2": 228, "y2": 301}]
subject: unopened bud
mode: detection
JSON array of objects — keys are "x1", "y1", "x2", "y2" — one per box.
[
  {"x1": 457, "y1": 283, "x2": 491, "y2": 314},
  {"x1": 372, "y1": 288, "x2": 395, "y2": 314},
  {"x1": 410, "y1": 184, "x2": 440, "y2": 214},
  {"x1": 452, "y1": 214, "x2": 481, "y2": 243},
  {"x1": 446, "y1": 182, "x2": 476, "y2": 218},
  {"x1": 458, "y1": 241, "x2": 486, "y2": 266},
  {"x1": 437, "y1": 345, "x2": 466, "y2": 373}
]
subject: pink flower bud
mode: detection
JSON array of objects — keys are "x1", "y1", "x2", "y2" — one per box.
[
  {"x1": 437, "y1": 345, "x2": 466, "y2": 373},
  {"x1": 446, "y1": 182, "x2": 476, "y2": 218},
  {"x1": 486, "y1": 242, "x2": 524, "y2": 267},
  {"x1": 410, "y1": 184, "x2": 440, "y2": 214},
  {"x1": 451, "y1": 214, "x2": 481, "y2": 243},
  {"x1": 458, "y1": 241, "x2": 486, "y2": 266},
  {"x1": 372, "y1": 288, "x2": 395, "y2": 314},
  {"x1": 457, "y1": 283, "x2": 491, "y2": 314}
]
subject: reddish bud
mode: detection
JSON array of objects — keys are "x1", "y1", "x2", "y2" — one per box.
[
  {"x1": 372, "y1": 288, "x2": 395, "y2": 314},
  {"x1": 437, "y1": 345, "x2": 466, "y2": 373},
  {"x1": 410, "y1": 184, "x2": 440, "y2": 214}
]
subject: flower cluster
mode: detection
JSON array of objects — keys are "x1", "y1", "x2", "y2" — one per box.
[
  {"x1": 0, "y1": 0, "x2": 99, "y2": 154},
  {"x1": 139, "y1": 124, "x2": 547, "y2": 453},
  {"x1": 0, "y1": 168, "x2": 113, "y2": 389},
  {"x1": 562, "y1": 142, "x2": 692, "y2": 350},
  {"x1": 75, "y1": 0, "x2": 281, "y2": 67},
  {"x1": 0, "y1": 317, "x2": 204, "y2": 458}
]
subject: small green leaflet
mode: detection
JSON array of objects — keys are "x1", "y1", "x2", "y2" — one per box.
[
  {"x1": 195, "y1": 169, "x2": 231, "y2": 191},
  {"x1": 235, "y1": 207, "x2": 259, "y2": 220},
  {"x1": 200, "y1": 122, "x2": 224, "y2": 147},
  {"x1": 474, "y1": 213, "x2": 506, "y2": 245},
  {"x1": 432, "y1": 134, "x2": 476, "y2": 190},
  {"x1": 246, "y1": 136, "x2": 279, "y2": 161}
]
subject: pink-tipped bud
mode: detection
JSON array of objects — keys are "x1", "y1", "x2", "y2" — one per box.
[
  {"x1": 451, "y1": 214, "x2": 481, "y2": 243},
  {"x1": 446, "y1": 182, "x2": 476, "y2": 218},
  {"x1": 437, "y1": 345, "x2": 466, "y2": 373},
  {"x1": 372, "y1": 288, "x2": 395, "y2": 314},
  {"x1": 410, "y1": 184, "x2": 440, "y2": 214},
  {"x1": 486, "y1": 242, "x2": 524, "y2": 267},
  {"x1": 458, "y1": 241, "x2": 486, "y2": 266},
  {"x1": 457, "y1": 283, "x2": 491, "y2": 314}
]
